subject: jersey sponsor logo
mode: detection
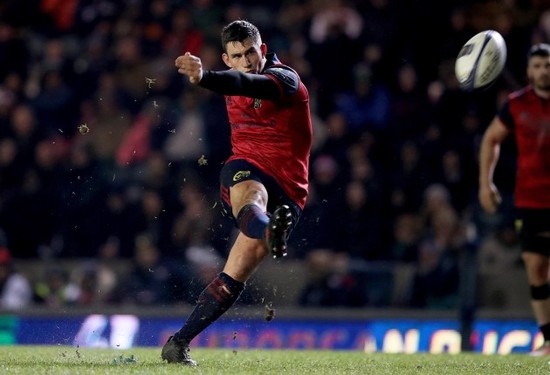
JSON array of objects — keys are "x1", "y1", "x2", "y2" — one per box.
[{"x1": 233, "y1": 170, "x2": 251, "y2": 182}]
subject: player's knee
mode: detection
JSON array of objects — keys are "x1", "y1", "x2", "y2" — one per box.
[
  {"x1": 235, "y1": 204, "x2": 257, "y2": 224},
  {"x1": 531, "y1": 283, "x2": 550, "y2": 300},
  {"x1": 231, "y1": 181, "x2": 267, "y2": 208},
  {"x1": 234, "y1": 204, "x2": 270, "y2": 240}
]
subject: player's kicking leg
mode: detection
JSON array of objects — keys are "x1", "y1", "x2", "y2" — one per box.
[{"x1": 265, "y1": 204, "x2": 293, "y2": 258}]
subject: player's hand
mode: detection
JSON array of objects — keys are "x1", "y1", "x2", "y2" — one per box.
[
  {"x1": 175, "y1": 52, "x2": 203, "y2": 84},
  {"x1": 479, "y1": 183, "x2": 502, "y2": 214}
]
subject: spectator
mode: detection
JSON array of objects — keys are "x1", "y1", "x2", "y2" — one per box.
[
  {"x1": 7, "y1": 104, "x2": 44, "y2": 168},
  {"x1": 32, "y1": 68, "x2": 78, "y2": 136},
  {"x1": 0, "y1": 247, "x2": 32, "y2": 310},
  {"x1": 0, "y1": 22, "x2": 29, "y2": 82},
  {"x1": 96, "y1": 187, "x2": 139, "y2": 259},
  {"x1": 113, "y1": 35, "x2": 149, "y2": 114},
  {"x1": 299, "y1": 248, "x2": 364, "y2": 307},
  {"x1": 420, "y1": 183, "x2": 454, "y2": 226},
  {"x1": 170, "y1": 180, "x2": 215, "y2": 258},
  {"x1": 58, "y1": 142, "x2": 108, "y2": 257},
  {"x1": 315, "y1": 111, "x2": 352, "y2": 171},
  {"x1": 333, "y1": 180, "x2": 384, "y2": 260},
  {"x1": 122, "y1": 234, "x2": 184, "y2": 305},
  {"x1": 334, "y1": 64, "x2": 391, "y2": 135},
  {"x1": 310, "y1": 154, "x2": 341, "y2": 204},
  {"x1": 358, "y1": 0, "x2": 400, "y2": 81},
  {"x1": 0, "y1": 154, "x2": 62, "y2": 258},
  {"x1": 85, "y1": 71, "x2": 132, "y2": 162},
  {"x1": 163, "y1": 88, "x2": 208, "y2": 166},
  {"x1": 65, "y1": 259, "x2": 119, "y2": 306},
  {"x1": 478, "y1": 220, "x2": 521, "y2": 275},
  {"x1": 435, "y1": 149, "x2": 474, "y2": 214},
  {"x1": 0, "y1": 137, "x2": 22, "y2": 194},
  {"x1": 287, "y1": 184, "x2": 337, "y2": 258},
  {"x1": 389, "y1": 141, "x2": 431, "y2": 215},
  {"x1": 388, "y1": 63, "x2": 430, "y2": 142},
  {"x1": 33, "y1": 266, "x2": 74, "y2": 307},
  {"x1": 409, "y1": 207, "x2": 461, "y2": 309},
  {"x1": 163, "y1": 8, "x2": 204, "y2": 58},
  {"x1": 390, "y1": 213, "x2": 422, "y2": 263},
  {"x1": 307, "y1": 0, "x2": 364, "y2": 117},
  {"x1": 309, "y1": 0, "x2": 363, "y2": 45}
]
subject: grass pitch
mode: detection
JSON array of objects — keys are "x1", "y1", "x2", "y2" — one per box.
[{"x1": 1, "y1": 346, "x2": 549, "y2": 375}]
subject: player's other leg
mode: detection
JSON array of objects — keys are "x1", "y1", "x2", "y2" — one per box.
[
  {"x1": 161, "y1": 336, "x2": 197, "y2": 365},
  {"x1": 519, "y1": 209, "x2": 550, "y2": 356},
  {"x1": 162, "y1": 235, "x2": 265, "y2": 364},
  {"x1": 161, "y1": 271, "x2": 245, "y2": 365},
  {"x1": 523, "y1": 251, "x2": 550, "y2": 356}
]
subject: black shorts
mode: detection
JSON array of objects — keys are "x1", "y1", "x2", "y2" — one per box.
[
  {"x1": 517, "y1": 208, "x2": 550, "y2": 255},
  {"x1": 219, "y1": 159, "x2": 302, "y2": 229}
]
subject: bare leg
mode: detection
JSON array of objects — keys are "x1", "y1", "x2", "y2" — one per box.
[
  {"x1": 223, "y1": 233, "x2": 268, "y2": 283},
  {"x1": 523, "y1": 252, "x2": 550, "y2": 326}
]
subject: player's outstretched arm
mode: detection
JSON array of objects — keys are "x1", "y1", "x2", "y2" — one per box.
[
  {"x1": 175, "y1": 54, "x2": 296, "y2": 100},
  {"x1": 478, "y1": 116, "x2": 510, "y2": 214},
  {"x1": 198, "y1": 70, "x2": 281, "y2": 99}
]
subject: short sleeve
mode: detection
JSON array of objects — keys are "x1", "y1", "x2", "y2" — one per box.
[{"x1": 497, "y1": 101, "x2": 514, "y2": 130}]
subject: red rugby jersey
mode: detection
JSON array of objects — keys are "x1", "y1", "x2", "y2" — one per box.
[
  {"x1": 498, "y1": 86, "x2": 550, "y2": 208},
  {"x1": 225, "y1": 56, "x2": 312, "y2": 209}
]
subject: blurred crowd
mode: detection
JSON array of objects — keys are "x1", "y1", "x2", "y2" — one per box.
[{"x1": 0, "y1": 0, "x2": 548, "y2": 311}]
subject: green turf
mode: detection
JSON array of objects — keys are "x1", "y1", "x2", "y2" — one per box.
[{"x1": 0, "y1": 346, "x2": 548, "y2": 375}]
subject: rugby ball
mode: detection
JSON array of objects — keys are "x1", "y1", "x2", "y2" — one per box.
[{"x1": 455, "y1": 30, "x2": 507, "y2": 91}]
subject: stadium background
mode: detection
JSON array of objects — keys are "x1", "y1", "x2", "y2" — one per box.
[{"x1": 0, "y1": 0, "x2": 549, "y2": 353}]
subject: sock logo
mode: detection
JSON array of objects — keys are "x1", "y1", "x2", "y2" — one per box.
[
  {"x1": 233, "y1": 170, "x2": 251, "y2": 182},
  {"x1": 219, "y1": 284, "x2": 231, "y2": 296}
]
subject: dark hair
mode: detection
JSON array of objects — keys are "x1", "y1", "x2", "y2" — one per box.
[
  {"x1": 528, "y1": 43, "x2": 550, "y2": 59},
  {"x1": 221, "y1": 20, "x2": 261, "y2": 53}
]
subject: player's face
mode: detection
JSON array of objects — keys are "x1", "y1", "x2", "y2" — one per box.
[
  {"x1": 222, "y1": 37, "x2": 267, "y2": 74},
  {"x1": 527, "y1": 55, "x2": 550, "y2": 91}
]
